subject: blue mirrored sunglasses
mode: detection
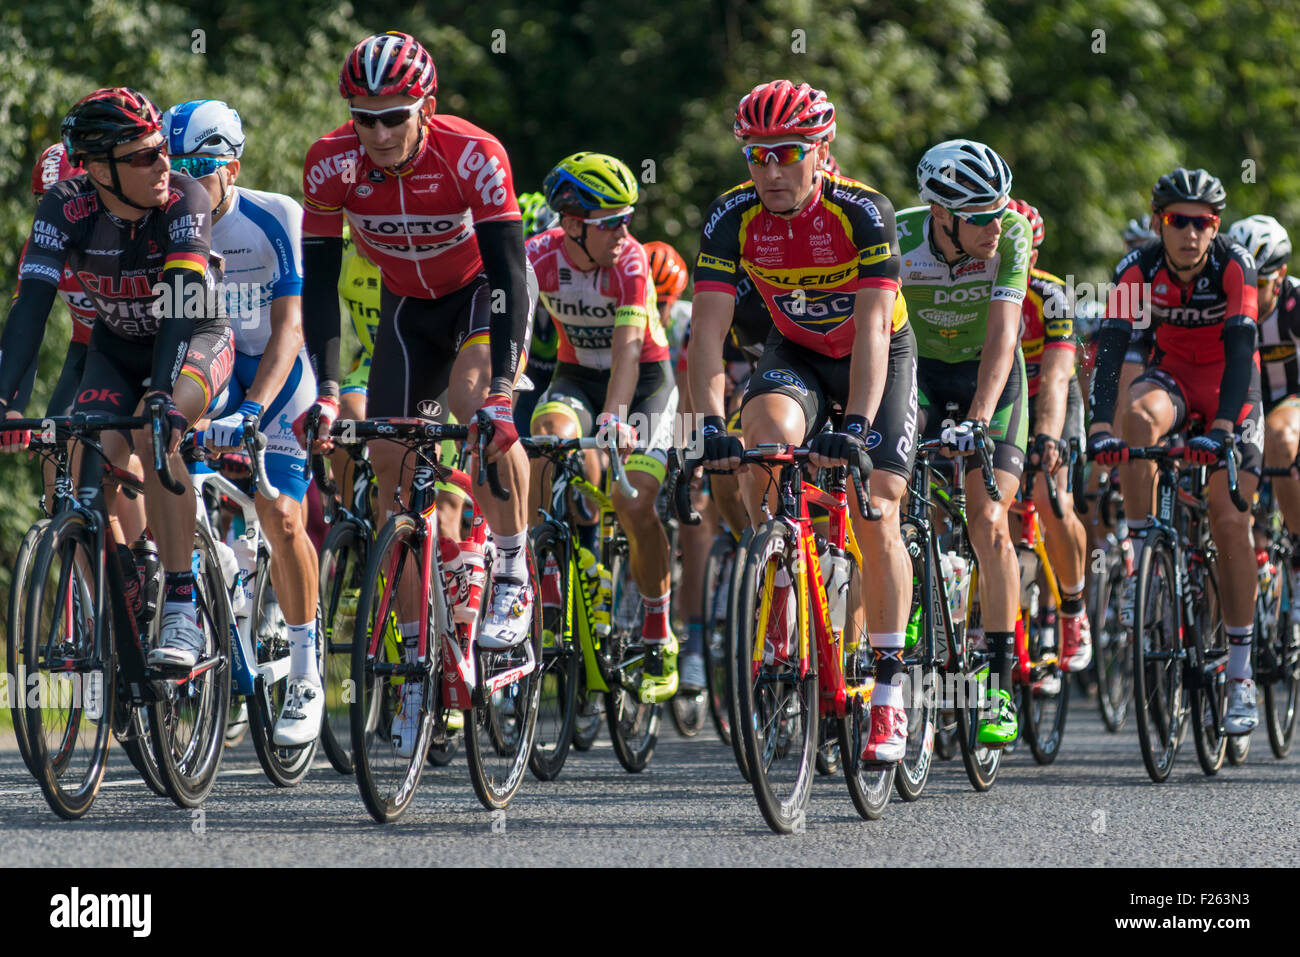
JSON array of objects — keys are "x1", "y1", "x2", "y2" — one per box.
[{"x1": 171, "y1": 155, "x2": 233, "y2": 179}]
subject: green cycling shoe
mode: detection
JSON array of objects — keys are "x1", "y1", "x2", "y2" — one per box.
[
  {"x1": 639, "y1": 634, "x2": 679, "y2": 703},
  {"x1": 977, "y1": 688, "x2": 1018, "y2": 747}
]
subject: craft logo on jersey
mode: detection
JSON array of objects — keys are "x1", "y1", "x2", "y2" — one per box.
[{"x1": 455, "y1": 141, "x2": 508, "y2": 207}]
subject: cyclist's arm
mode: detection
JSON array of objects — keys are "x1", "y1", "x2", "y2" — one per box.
[
  {"x1": 685, "y1": 290, "x2": 735, "y2": 422},
  {"x1": 302, "y1": 232, "x2": 344, "y2": 398},
  {"x1": 969, "y1": 299, "x2": 1019, "y2": 423},
  {"x1": 1034, "y1": 346, "x2": 1074, "y2": 439},
  {"x1": 150, "y1": 181, "x2": 214, "y2": 396},
  {"x1": 475, "y1": 219, "x2": 530, "y2": 397},
  {"x1": 0, "y1": 279, "x2": 59, "y2": 410},
  {"x1": 1213, "y1": 248, "x2": 1259, "y2": 431},
  {"x1": 844, "y1": 286, "x2": 896, "y2": 424},
  {"x1": 244, "y1": 295, "x2": 303, "y2": 410},
  {"x1": 603, "y1": 325, "x2": 643, "y2": 419}
]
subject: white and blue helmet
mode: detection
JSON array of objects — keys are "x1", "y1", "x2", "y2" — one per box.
[{"x1": 161, "y1": 99, "x2": 245, "y2": 157}]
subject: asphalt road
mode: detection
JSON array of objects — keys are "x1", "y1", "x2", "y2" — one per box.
[{"x1": 2, "y1": 699, "x2": 1298, "y2": 867}]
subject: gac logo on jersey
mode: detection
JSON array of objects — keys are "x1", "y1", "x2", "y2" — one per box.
[
  {"x1": 763, "y1": 368, "x2": 807, "y2": 396},
  {"x1": 455, "y1": 141, "x2": 509, "y2": 207}
]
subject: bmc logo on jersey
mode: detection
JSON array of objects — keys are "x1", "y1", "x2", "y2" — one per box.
[
  {"x1": 455, "y1": 141, "x2": 509, "y2": 207},
  {"x1": 934, "y1": 287, "x2": 987, "y2": 305}
]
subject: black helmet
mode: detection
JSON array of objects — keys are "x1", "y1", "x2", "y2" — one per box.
[
  {"x1": 1151, "y1": 167, "x2": 1226, "y2": 212},
  {"x1": 61, "y1": 88, "x2": 162, "y2": 162}
]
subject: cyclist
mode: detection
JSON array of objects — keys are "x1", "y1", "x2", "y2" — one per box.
[
  {"x1": 0, "y1": 88, "x2": 233, "y2": 670},
  {"x1": 526, "y1": 152, "x2": 681, "y2": 701},
  {"x1": 298, "y1": 31, "x2": 537, "y2": 657},
  {"x1": 1227, "y1": 214, "x2": 1300, "y2": 618},
  {"x1": 1089, "y1": 167, "x2": 1261, "y2": 735},
  {"x1": 515, "y1": 191, "x2": 561, "y2": 434},
  {"x1": 1008, "y1": 197, "x2": 1091, "y2": 672},
  {"x1": 897, "y1": 138, "x2": 1031, "y2": 746},
  {"x1": 692, "y1": 80, "x2": 918, "y2": 763},
  {"x1": 161, "y1": 98, "x2": 324, "y2": 744}
]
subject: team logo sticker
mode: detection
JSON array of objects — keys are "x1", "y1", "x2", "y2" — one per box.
[
  {"x1": 865, "y1": 430, "x2": 882, "y2": 450},
  {"x1": 368, "y1": 169, "x2": 385, "y2": 183},
  {"x1": 356, "y1": 184, "x2": 373, "y2": 198},
  {"x1": 417, "y1": 399, "x2": 442, "y2": 420},
  {"x1": 763, "y1": 369, "x2": 808, "y2": 396}
]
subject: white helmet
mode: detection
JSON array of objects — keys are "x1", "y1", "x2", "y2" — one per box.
[
  {"x1": 916, "y1": 139, "x2": 1012, "y2": 210},
  {"x1": 1228, "y1": 214, "x2": 1292, "y2": 275},
  {"x1": 161, "y1": 99, "x2": 245, "y2": 157},
  {"x1": 1123, "y1": 214, "x2": 1158, "y2": 245}
]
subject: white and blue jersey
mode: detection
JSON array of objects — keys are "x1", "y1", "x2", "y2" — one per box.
[{"x1": 206, "y1": 186, "x2": 314, "y2": 500}]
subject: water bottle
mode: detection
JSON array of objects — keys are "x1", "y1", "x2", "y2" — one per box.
[
  {"x1": 231, "y1": 531, "x2": 258, "y2": 620},
  {"x1": 940, "y1": 551, "x2": 969, "y2": 622},
  {"x1": 821, "y1": 546, "x2": 850, "y2": 637},
  {"x1": 904, "y1": 596, "x2": 922, "y2": 650},
  {"x1": 130, "y1": 537, "x2": 160, "y2": 623},
  {"x1": 578, "y1": 547, "x2": 612, "y2": 639},
  {"x1": 214, "y1": 539, "x2": 240, "y2": 599},
  {"x1": 455, "y1": 540, "x2": 486, "y2": 624},
  {"x1": 439, "y1": 537, "x2": 464, "y2": 611}
]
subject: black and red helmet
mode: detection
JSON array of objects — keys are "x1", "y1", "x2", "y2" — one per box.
[
  {"x1": 734, "y1": 80, "x2": 836, "y2": 142},
  {"x1": 339, "y1": 31, "x2": 437, "y2": 99},
  {"x1": 61, "y1": 88, "x2": 162, "y2": 162}
]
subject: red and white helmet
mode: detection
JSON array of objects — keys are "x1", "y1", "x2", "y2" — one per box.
[
  {"x1": 31, "y1": 142, "x2": 85, "y2": 195},
  {"x1": 339, "y1": 31, "x2": 437, "y2": 99},
  {"x1": 1007, "y1": 198, "x2": 1044, "y2": 248},
  {"x1": 734, "y1": 80, "x2": 835, "y2": 142}
]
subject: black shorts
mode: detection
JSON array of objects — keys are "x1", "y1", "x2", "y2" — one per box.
[
  {"x1": 47, "y1": 342, "x2": 89, "y2": 417},
  {"x1": 917, "y1": 351, "x2": 1028, "y2": 479},
  {"x1": 368, "y1": 266, "x2": 538, "y2": 421},
  {"x1": 74, "y1": 319, "x2": 234, "y2": 419},
  {"x1": 1133, "y1": 361, "x2": 1264, "y2": 477},
  {"x1": 532, "y1": 360, "x2": 679, "y2": 480},
  {"x1": 1027, "y1": 376, "x2": 1085, "y2": 449},
  {"x1": 741, "y1": 323, "x2": 918, "y2": 481}
]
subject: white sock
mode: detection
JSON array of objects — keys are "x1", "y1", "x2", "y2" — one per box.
[
  {"x1": 493, "y1": 531, "x2": 528, "y2": 581},
  {"x1": 1227, "y1": 626, "x2": 1253, "y2": 681},
  {"x1": 287, "y1": 621, "x2": 319, "y2": 683}
]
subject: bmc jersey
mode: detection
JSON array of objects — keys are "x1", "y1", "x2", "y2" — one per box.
[
  {"x1": 210, "y1": 187, "x2": 304, "y2": 356},
  {"x1": 693, "y1": 173, "x2": 906, "y2": 360},
  {"x1": 1256, "y1": 275, "x2": 1300, "y2": 405},
  {"x1": 301, "y1": 114, "x2": 521, "y2": 299},
  {"x1": 896, "y1": 205, "x2": 1032, "y2": 363},
  {"x1": 17, "y1": 174, "x2": 211, "y2": 340},
  {"x1": 1106, "y1": 235, "x2": 1257, "y2": 366},
  {"x1": 1020, "y1": 267, "x2": 1075, "y2": 397},
  {"x1": 525, "y1": 228, "x2": 668, "y2": 369}
]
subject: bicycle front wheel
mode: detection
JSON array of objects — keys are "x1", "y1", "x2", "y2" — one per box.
[
  {"x1": 1262, "y1": 562, "x2": 1299, "y2": 758},
  {"x1": 1189, "y1": 557, "x2": 1227, "y2": 776},
  {"x1": 603, "y1": 544, "x2": 660, "y2": 772},
  {"x1": 1092, "y1": 546, "x2": 1132, "y2": 732},
  {"x1": 318, "y1": 518, "x2": 369, "y2": 774},
  {"x1": 527, "y1": 522, "x2": 580, "y2": 781},
  {"x1": 23, "y1": 511, "x2": 113, "y2": 819},
  {"x1": 736, "y1": 521, "x2": 817, "y2": 834},
  {"x1": 895, "y1": 520, "x2": 937, "y2": 801},
  {"x1": 1132, "y1": 530, "x2": 1185, "y2": 782},
  {"x1": 8, "y1": 518, "x2": 49, "y2": 777},
  {"x1": 702, "y1": 534, "x2": 735, "y2": 745}
]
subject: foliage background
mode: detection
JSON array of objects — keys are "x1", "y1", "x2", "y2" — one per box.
[{"x1": 1, "y1": 0, "x2": 1298, "y2": 586}]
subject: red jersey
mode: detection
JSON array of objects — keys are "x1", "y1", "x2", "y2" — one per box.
[{"x1": 301, "y1": 114, "x2": 521, "y2": 299}]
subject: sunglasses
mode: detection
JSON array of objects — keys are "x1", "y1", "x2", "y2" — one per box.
[
  {"x1": 1258, "y1": 273, "x2": 1281, "y2": 288},
  {"x1": 585, "y1": 210, "x2": 634, "y2": 231},
  {"x1": 111, "y1": 143, "x2": 168, "y2": 168},
  {"x1": 1160, "y1": 211, "x2": 1219, "y2": 231},
  {"x1": 171, "y1": 155, "x2": 232, "y2": 179},
  {"x1": 954, "y1": 200, "x2": 1009, "y2": 227},
  {"x1": 742, "y1": 141, "x2": 814, "y2": 166},
  {"x1": 350, "y1": 100, "x2": 425, "y2": 129}
]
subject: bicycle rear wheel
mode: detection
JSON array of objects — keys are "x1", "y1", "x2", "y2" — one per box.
[
  {"x1": 1132, "y1": 530, "x2": 1185, "y2": 782},
  {"x1": 702, "y1": 535, "x2": 735, "y2": 745},
  {"x1": 148, "y1": 525, "x2": 232, "y2": 808},
  {"x1": 1021, "y1": 590, "x2": 1070, "y2": 765},
  {"x1": 1092, "y1": 546, "x2": 1132, "y2": 732},
  {"x1": 23, "y1": 511, "x2": 113, "y2": 819},
  {"x1": 1262, "y1": 560, "x2": 1299, "y2": 758},
  {"x1": 1189, "y1": 557, "x2": 1227, "y2": 776},
  {"x1": 8, "y1": 518, "x2": 49, "y2": 776},
  {"x1": 736, "y1": 521, "x2": 817, "y2": 833},
  {"x1": 528, "y1": 522, "x2": 580, "y2": 780},
  {"x1": 350, "y1": 513, "x2": 432, "y2": 822},
  {"x1": 953, "y1": 556, "x2": 1001, "y2": 791},
  {"x1": 896, "y1": 521, "x2": 937, "y2": 801},
  {"x1": 602, "y1": 544, "x2": 660, "y2": 772},
  {"x1": 318, "y1": 518, "x2": 369, "y2": 775}
]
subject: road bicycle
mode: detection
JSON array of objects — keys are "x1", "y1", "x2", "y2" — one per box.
[{"x1": 1248, "y1": 469, "x2": 1300, "y2": 759}]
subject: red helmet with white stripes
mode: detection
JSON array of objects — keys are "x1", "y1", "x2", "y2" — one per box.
[
  {"x1": 31, "y1": 142, "x2": 85, "y2": 195},
  {"x1": 339, "y1": 31, "x2": 437, "y2": 99},
  {"x1": 734, "y1": 80, "x2": 836, "y2": 142}
]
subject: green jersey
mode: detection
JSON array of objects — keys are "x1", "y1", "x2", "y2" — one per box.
[{"x1": 896, "y1": 206, "x2": 1032, "y2": 363}]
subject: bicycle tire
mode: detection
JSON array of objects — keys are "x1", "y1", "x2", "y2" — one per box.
[
  {"x1": 1189, "y1": 556, "x2": 1227, "y2": 776},
  {"x1": 528, "y1": 521, "x2": 580, "y2": 780},
  {"x1": 727, "y1": 527, "x2": 754, "y2": 782},
  {"x1": 670, "y1": 692, "x2": 707, "y2": 737},
  {"x1": 736, "y1": 520, "x2": 817, "y2": 834},
  {"x1": 604, "y1": 545, "x2": 660, "y2": 773},
  {"x1": 840, "y1": 534, "x2": 893, "y2": 818},
  {"x1": 350, "y1": 513, "x2": 432, "y2": 823},
  {"x1": 148, "y1": 522, "x2": 232, "y2": 808},
  {"x1": 245, "y1": 554, "x2": 320, "y2": 788},
  {"x1": 8, "y1": 518, "x2": 49, "y2": 776},
  {"x1": 23, "y1": 511, "x2": 113, "y2": 819},
  {"x1": 318, "y1": 518, "x2": 369, "y2": 775},
  {"x1": 465, "y1": 544, "x2": 543, "y2": 810},
  {"x1": 1132, "y1": 530, "x2": 1185, "y2": 783},
  {"x1": 1019, "y1": 547, "x2": 1070, "y2": 765},
  {"x1": 895, "y1": 520, "x2": 937, "y2": 801},
  {"x1": 953, "y1": 550, "x2": 1001, "y2": 792},
  {"x1": 701, "y1": 535, "x2": 735, "y2": 746},
  {"x1": 816, "y1": 717, "x2": 841, "y2": 775},
  {"x1": 1092, "y1": 547, "x2": 1132, "y2": 732},
  {"x1": 1263, "y1": 559, "x2": 1299, "y2": 758}
]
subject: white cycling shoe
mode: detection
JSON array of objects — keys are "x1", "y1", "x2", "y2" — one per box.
[
  {"x1": 273, "y1": 677, "x2": 324, "y2": 747},
  {"x1": 1224, "y1": 678, "x2": 1259, "y2": 735},
  {"x1": 478, "y1": 576, "x2": 534, "y2": 650}
]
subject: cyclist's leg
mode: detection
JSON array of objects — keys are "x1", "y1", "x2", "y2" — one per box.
[
  {"x1": 526, "y1": 369, "x2": 594, "y2": 523},
  {"x1": 333, "y1": 348, "x2": 369, "y2": 508},
  {"x1": 1120, "y1": 366, "x2": 1183, "y2": 558},
  {"x1": 738, "y1": 341, "x2": 820, "y2": 520},
  {"x1": 1265, "y1": 396, "x2": 1300, "y2": 535}
]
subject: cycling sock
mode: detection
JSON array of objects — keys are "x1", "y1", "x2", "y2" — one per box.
[
  {"x1": 869, "y1": 633, "x2": 905, "y2": 709},
  {"x1": 684, "y1": 618, "x2": 705, "y2": 656},
  {"x1": 1227, "y1": 625, "x2": 1254, "y2": 681},
  {"x1": 1060, "y1": 595, "x2": 1085, "y2": 617},
  {"x1": 641, "y1": 591, "x2": 671, "y2": 643},
  {"x1": 492, "y1": 530, "x2": 528, "y2": 581},
  {"x1": 287, "y1": 621, "x2": 320, "y2": 682},
  {"x1": 163, "y1": 570, "x2": 196, "y2": 608},
  {"x1": 986, "y1": 631, "x2": 1015, "y2": 700}
]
